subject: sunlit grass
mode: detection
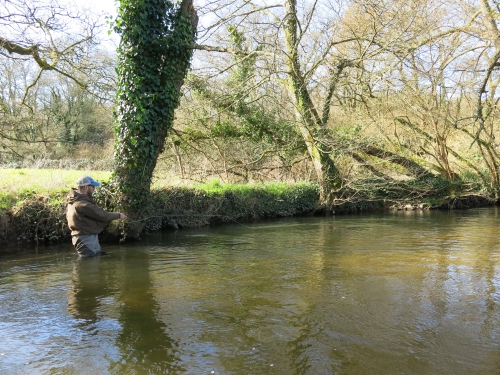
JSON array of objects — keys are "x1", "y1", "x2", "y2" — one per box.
[
  {"x1": 0, "y1": 169, "x2": 112, "y2": 210},
  {"x1": 191, "y1": 178, "x2": 302, "y2": 196},
  {"x1": 1, "y1": 169, "x2": 112, "y2": 192},
  {"x1": 0, "y1": 169, "x2": 319, "y2": 213}
]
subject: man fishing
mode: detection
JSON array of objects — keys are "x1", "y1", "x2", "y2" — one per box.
[{"x1": 66, "y1": 176, "x2": 127, "y2": 257}]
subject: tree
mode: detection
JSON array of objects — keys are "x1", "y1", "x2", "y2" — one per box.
[
  {"x1": 0, "y1": 51, "x2": 116, "y2": 163},
  {"x1": 112, "y1": 0, "x2": 198, "y2": 235},
  {"x1": 278, "y1": 0, "x2": 341, "y2": 203},
  {"x1": 189, "y1": 0, "x2": 354, "y2": 202},
  {"x1": 0, "y1": 0, "x2": 107, "y2": 104},
  {"x1": 190, "y1": 0, "x2": 439, "y2": 203},
  {"x1": 460, "y1": 0, "x2": 500, "y2": 192},
  {"x1": 168, "y1": 25, "x2": 307, "y2": 184},
  {"x1": 370, "y1": 0, "x2": 500, "y2": 195},
  {"x1": 0, "y1": 0, "x2": 118, "y2": 164},
  {"x1": 183, "y1": 0, "x2": 500, "y2": 204}
]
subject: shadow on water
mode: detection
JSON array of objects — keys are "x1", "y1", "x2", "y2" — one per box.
[{"x1": 67, "y1": 253, "x2": 184, "y2": 374}]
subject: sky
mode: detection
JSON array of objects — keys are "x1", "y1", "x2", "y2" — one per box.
[
  {"x1": 69, "y1": 0, "x2": 119, "y2": 49},
  {"x1": 80, "y1": 0, "x2": 118, "y2": 17}
]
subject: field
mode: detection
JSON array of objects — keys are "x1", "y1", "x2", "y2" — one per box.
[{"x1": 0, "y1": 169, "x2": 113, "y2": 210}]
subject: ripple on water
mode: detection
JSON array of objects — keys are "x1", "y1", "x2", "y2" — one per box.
[{"x1": 2, "y1": 211, "x2": 500, "y2": 374}]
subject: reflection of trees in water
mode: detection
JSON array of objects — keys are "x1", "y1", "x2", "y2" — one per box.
[
  {"x1": 109, "y1": 252, "x2": 184, "y2": 374},
  {"x1": 67, "y1": 254, "x2": 183, "y2": 373},
  {"x1": 468, "y1": 209, "x2": 500, "y2": 372},
  {"x1": 172, "y1": 225, "x2": 330, "y2": 373},
  {"x1": 322, "y1": 210, "x2": 500, "y2": 373},
  {"x1": 63, "y1": 213, "x2": 500, "y2": 373}
]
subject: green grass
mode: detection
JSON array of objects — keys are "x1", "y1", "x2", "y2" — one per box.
[
  {"x1": 0, "y1": 169, "x2": 112, "y2": 210},
  {"x1": 0, "y1": 169, "x2": 319, "y2": 216},
  {"x1": 192, "y1": 178, "x2": 303, "y2": 196}
]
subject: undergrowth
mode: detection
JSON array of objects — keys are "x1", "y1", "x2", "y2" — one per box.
[{"x1": 2, "y1": 180, "x2": 321, "y2": 250}]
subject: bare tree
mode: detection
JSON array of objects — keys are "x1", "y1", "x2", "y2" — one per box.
[
  {"x1": 186, "y1": 0, "x2": 465, "y2": 202},
  {"x1": 0, "y1": 0, "x2": 107, "y2": 105}
]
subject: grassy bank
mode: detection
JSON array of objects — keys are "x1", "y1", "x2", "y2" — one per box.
[
  {"x1": 0, "y1": 169, "x2": 322, "y2": 252},
  {"x1": 1, "y1": 169, "x2": 497, "y2": 253},
  {"x1": 0, "y1": 169, "x2": 113, "y2": 211}
]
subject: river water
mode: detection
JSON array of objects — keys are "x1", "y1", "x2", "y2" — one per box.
[{"x1": 1, "y1": 208, "x2": 500, "y2": 374}]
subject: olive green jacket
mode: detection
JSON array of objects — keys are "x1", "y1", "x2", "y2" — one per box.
[{"x1": 66, "y1": 189, "x2": 120, "y2": 236}]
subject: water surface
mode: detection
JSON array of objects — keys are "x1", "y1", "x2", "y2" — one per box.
[{"x1": 1, "y1": 208, "x2": 500, "y2": 374}]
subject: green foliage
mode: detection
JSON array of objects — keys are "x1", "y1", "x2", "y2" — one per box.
[
  {"x1": 113, "y1": 0, "x2": 196, "y2": 215},
  {"x1": 186, "y1": 25, "x2": 291, "y2": 146},
  {"x1": 0, "y1": 193, "x2": 16, "y2": 211},
  {"x1": 226, "y1": 25, "x2": 257, "y2": 86},
  {"x1": 205, "y1": 110, "x2": 301, "y2": 147},
  {"x1": 197, "y1": 180, "x2": 320, "y2": 217},
  {"x1": 195, "y1": 178, "x2": 225, "y2": 193},
  {"x1": 336, "y1": 124, "x2": 361, "y2": 140}
]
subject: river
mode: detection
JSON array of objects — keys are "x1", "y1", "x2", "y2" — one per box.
[{"x1": 1, "y1": 207, "x2": 500, "y2": 374}]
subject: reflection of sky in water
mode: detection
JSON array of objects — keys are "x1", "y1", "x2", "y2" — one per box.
[{"x1": 1, "y1": 207, "x2": 500, "y2": 374}]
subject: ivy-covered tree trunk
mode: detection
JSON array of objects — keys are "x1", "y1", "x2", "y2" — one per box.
[{"x1": 113, "y1": 0, "x2": 197, "y2": 235}]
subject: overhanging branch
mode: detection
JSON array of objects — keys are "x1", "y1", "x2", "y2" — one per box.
[{"x1": 189, "y1": 44, "x2": 274, "y2": 57}]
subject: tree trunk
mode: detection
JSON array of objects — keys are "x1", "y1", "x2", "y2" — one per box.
[
  {"x1": 282, "y1": 0, "x2": 342, "y2": 204},
  {"x1": 112, "y1": 0, "x2": 198, "y2": 237}
]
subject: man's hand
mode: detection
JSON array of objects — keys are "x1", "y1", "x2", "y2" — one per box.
[{"x1": 119, "y1": 213, "x2": 127, "y2": 220}]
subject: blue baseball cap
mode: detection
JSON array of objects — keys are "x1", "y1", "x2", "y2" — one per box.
[{"x1": 77, "y1": 176, "x2": 101, "y2": 187}]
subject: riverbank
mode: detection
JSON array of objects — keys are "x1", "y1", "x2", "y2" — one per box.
[
  {"x1": 1, "y1": 169, "x2": 497, "y2": 254},
  {"x1": 0, "y1": 179, "x2": 322, "y2": 253}
]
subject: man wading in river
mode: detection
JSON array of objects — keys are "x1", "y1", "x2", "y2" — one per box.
[{"x1": 66, "y1": 176, "x2": 127, "y2": 257}]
